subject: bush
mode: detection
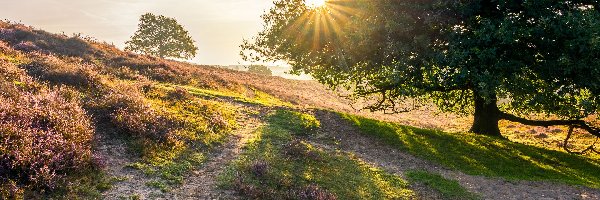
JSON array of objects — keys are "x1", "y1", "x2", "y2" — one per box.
[
  {"x1": 0, "y1": 87, "x2": 94, "y2": 195},
  {"x1": 24, "y1": 55, "x2": 104, "y2": 89},
  {"x1": 248, "y1": 65, "x2": 272, "y2": 76},
  {"x1": 13, "y1": 41, "x2": 41, "y2": 52}
]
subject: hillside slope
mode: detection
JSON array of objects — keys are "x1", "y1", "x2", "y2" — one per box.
[
  {"x1": 1, "y1": 21, "x2": 599, "y2": 199},
  {"x1": 0, "y1": 20, "x2": 356, "y2": 198}
]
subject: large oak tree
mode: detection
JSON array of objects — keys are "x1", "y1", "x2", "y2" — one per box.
[{"x1": 243, "y1": 0, "x2": 600, "y2": 143}]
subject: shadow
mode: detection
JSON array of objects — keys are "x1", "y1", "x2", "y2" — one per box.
[
  {"x1": 334, "y1": 112, "x2": 600, "y2": 188},
  {"x1": 230, "y1": 109, "x2": 415, "y2": 199}
]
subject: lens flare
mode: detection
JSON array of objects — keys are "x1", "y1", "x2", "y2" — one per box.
[{"x1": 305, "y1": 0, "x2": 326, "y2": 8}]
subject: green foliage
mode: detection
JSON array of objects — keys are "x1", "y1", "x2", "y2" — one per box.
[
  {"x1": 126, "y1": 13, "x2": 198, "y2": 59},
  {"x1": 406, "y1": 170, "x2": 479, "y2": 200},
  {"x1": 248, "y1": 65, "x2": 273, "y2": 76},
  {"x1": 339, "y1": 113, "x2": 600, "y2": 188},
  {"x1": 245, "y1": 0, "x2": 600, "y2": 135},
  {"x1": 219, "y1": 110, "x2": 414, "y2": 199}
]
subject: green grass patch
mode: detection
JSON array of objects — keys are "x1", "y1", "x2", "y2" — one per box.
[
  {"x1": 406, "y1": 170, "x2": 479, "y2": 200},
  {"x1": 339, "y1": 113, "x2": 600, "y2": 188},
  {"x1": 159, "y1": 84, "x2": 293, "y2": 107},
  {"x1": 219, "y1": 110, "x2": 415, "y2": 199}
]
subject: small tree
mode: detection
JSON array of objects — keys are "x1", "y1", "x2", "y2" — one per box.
[
  {"x1": 248, "y1": 65, "x2": 273, "y2": 76},
  {"x1": 243, "y1": 0, "x2": 600, "y2": 149},
  {"x1": 126, "y1": 13, "x2": 198, "y2": 59}
]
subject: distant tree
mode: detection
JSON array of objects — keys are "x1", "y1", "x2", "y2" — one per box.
[
  {"x1": 248, "y1": 65, "x2": 273, "y2": 76},
  {"x1": 126, "y1": 13, "x2": 198, "y2": 59},
  {"x1": 243, "y1": 0, "x2": 600, "y2": 144}
]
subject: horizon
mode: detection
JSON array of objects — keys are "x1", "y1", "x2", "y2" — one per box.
[{"x1": 1, "y1": 0, "x2": 275, "y2": 66}]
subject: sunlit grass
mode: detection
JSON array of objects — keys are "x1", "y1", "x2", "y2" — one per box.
[
  {"x1": 122, "y1": 84, "x2": 237, "y2": 190},
  {"x1": 219, "y1": 110, "x2": 415, "y2": 199},
  {"x1": 159, "y1": 84, "x2": 294, "y2": 107},
  {"x1": 339, "y1": 113, "x2": 600, "y2": 188}
]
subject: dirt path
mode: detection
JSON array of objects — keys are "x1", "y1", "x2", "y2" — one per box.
[
  {"x1": 98, "y1": 104, "x2": 267, "y2": 199},
  {"x1": 96, "y1": 124, "x2": 165, "y2": 199},
  {"x1": 164, "y1": 111, "x2": 263, "y2": 199},
  {"x1": 312, "y1": 110, "x2": 600, "y2": 200}
]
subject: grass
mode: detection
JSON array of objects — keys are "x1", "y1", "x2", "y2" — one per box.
[
  {"x1": 219, "y1": 110, "x2": 415, "y2": 199},
  {"x1": 121, "y1": 85, "x2": 237, "y2": 190},
  {"x1": 339, "y1": 113, "x2": 600, "y2": 188},
  {"x1": 406, "y1": 170, "x2": 479, "y2": 200},
  {"x1": 160, "y1": 84, "x2": 294, "y2": 107}
]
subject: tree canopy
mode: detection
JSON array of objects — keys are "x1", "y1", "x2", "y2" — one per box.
[
  {"x1": 126, "y1": 13, "x2": 198, "y2": 59},
  {"x1": 243, "y1": 0, "x2": 600, "y2": 146},
  {"x1": 248, "y1": 65, "x2": 273, "y2": 76}
]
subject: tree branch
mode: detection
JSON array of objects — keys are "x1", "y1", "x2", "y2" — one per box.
[
  {"x1": 498, "y1": 112, "x2": 600, "y2": 154},
  {"x1": 498, "y1": 112, "x2": 600, "y2": 138}
]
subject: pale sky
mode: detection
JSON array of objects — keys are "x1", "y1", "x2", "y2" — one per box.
[{"x1": 1, "y1": 0, "x2": 275, "y2": 65}]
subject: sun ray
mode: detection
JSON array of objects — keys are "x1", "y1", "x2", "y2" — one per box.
[
  {"x1": 280, "y1": 0, "x2": 359, "y2": 53},
  {"x1": 305, "y1": 0, "x2": 327, "y2": 8}
]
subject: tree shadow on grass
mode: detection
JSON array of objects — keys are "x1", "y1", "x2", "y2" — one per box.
[
  {"x1": 221, "y1": 109, "x2": 415, "y2": 199},
  {"x1": 338, "y1": 113, "x2": 600, "y2": 188}
]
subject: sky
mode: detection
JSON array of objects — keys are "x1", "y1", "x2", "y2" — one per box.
[{"x1": 1, "y1": 0, "x2": 275, "y2": 66}]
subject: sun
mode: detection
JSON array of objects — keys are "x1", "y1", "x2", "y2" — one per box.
[{"x1": 305, "y1": 0, "x2": 327, "y2": 8}]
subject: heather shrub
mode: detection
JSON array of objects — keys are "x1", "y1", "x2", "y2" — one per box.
[
  {"x1": 296, "y1": 184, "x2": 337, "y2": 200},
  {"x1": 0, "y1": 60, "x2": 43, "y2": 100},
  {"x1": 112, "y1": 104, "x2": 177, "y2": 142},
  {"x1": 0, "y1": 28, "x2": 17, "y2": 41},
  {"x1": 24, "y1": 55, "x2": 104, "y2": 89},
  {"x1": 0, "y1": 87, "x2": 94, "y2": 194},
  {"x1": 0, "y1": 41, "x2": 29, "y2": 65},
  {"x1": 86, "y1": 82, "x2": 176, "y2": 142},
  {"x1": 167, "y1": 87, "x2": 192, "y2": 100},
  {"x1": 108, "y1": 66, "x2": 148, "y2": 81},
  {"x1": 0, "y1": 24, "x2": 95, "y2": 59},
  {"x1": 13, "y1": 41, "x2": 41, "y2": 52},
  {"x1": 249, "y1": 161, "x2": 269, "y2": 178}
]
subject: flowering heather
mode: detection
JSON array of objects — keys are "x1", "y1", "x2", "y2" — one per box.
[
  {"x1": 12, "y1": 41, "x2": 41, "y2": 52},
  {"x1": 0, "y1": 28, "x2": 17, "y2": 41},
  {"x1": 0, "y1": 87, "x2": 94, "y2": 193}
]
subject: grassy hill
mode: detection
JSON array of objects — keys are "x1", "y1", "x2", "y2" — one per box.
[{"x1": 1, "y1": 21, "x2": 599, "y2": 199}]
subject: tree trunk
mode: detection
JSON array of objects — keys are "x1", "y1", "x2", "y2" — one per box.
[{"x1": 469, "y1": 94, "x2": 502, "y2": 137}]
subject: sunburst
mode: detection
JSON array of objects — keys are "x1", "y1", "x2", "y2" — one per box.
[
  {"x1": 283, "y1": 0, "x2": 358, "y2": 51},
  {"x1": 304, "y1": 0, "x2": 327, "y2": 8}
]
